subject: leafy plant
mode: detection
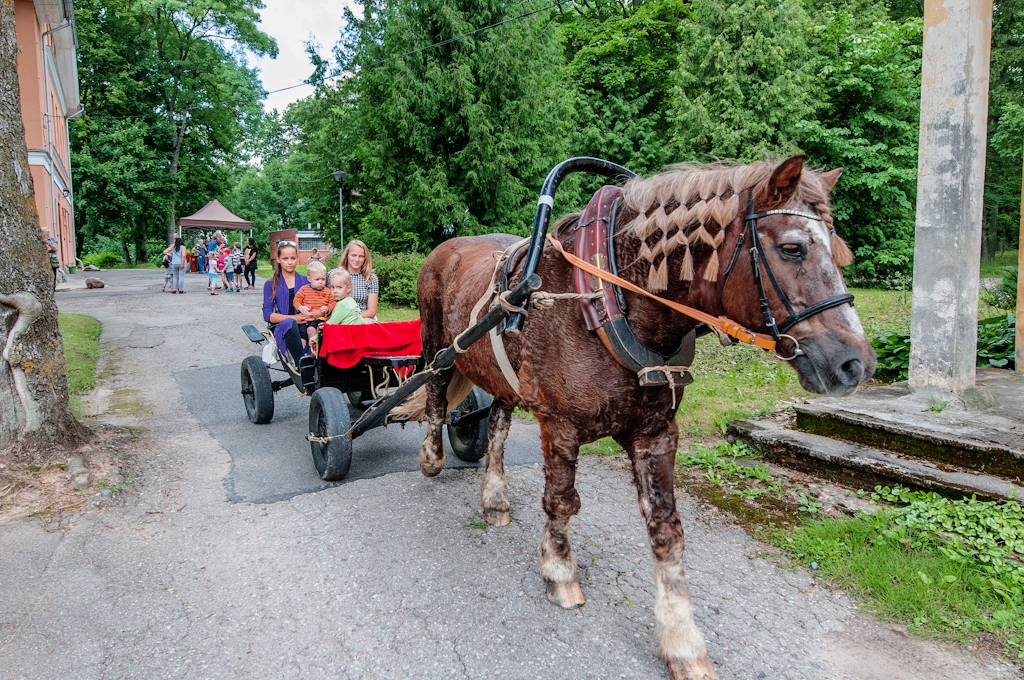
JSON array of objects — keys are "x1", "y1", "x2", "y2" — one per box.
[
  {"x1": 871, "y1": 330, "x2": 911, "y2": 381},
  {"x1": 977, "y1": 314, "x2": 1016, "y2": 369},
  {"x1": 785, "y1": 484, "x2": 1024, "y2": 657},
  {"x1": 797, "y1": 493, "x2": 822, "y2": 514},
  {"x1": 981, "y1": 266, "x2": 1018, "y2": 310},
  {"x1": 374, "y1": 252, "x2": 427, "y2": 308},
  {"x1": 82, "y1": 251, "x2": 123, "y2": 269}
]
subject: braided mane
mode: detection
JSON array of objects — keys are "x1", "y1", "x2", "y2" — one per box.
[{"x1": 619, "y1": 161, "x2": 850, "y2": 292}]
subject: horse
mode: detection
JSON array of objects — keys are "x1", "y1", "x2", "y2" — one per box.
[{"x1": 410, "y1": 155, "x2": 875, "y2": 680}]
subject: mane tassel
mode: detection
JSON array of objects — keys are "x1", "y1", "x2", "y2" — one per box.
[
  {"x1": 702, "y1": 249, "x2": 720, "y2": 282},
  {"x1": 679, "y1": 243, "x2": 694, "y2": 281},
  {"x1": 648, "y1": 261, "x2": 669, "y2": 292}
]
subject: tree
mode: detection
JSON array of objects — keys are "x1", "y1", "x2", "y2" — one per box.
[
  {"x1": 71, "y1": 0, "x2": 275, "y2": 259},
  {"x1": 668, "y1": 0, "x2": 816, "y2": 162},
  {"x1": 798, "y1": 12, "x2": 923, "y2": 281},
  {"x1": 315, "y1": 0, "x2": 573, "y2": 252},
  {"x1": 0, "y1": 0, "x2": 84, "y2": 450}
]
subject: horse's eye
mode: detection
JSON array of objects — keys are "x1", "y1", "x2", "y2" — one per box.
[{"x1": 779, "y1": 243, "x2": 805, "y2": 258}]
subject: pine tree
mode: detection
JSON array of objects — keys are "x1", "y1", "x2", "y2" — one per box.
[
  {"x1": 336, "y1": 0, "x2": 573, "y2": 251},
  {"x1": 668, "y1": 0, "x2": 815, "y2": 162}
]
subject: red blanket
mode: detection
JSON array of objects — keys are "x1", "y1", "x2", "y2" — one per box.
[{"x1": 319, "y1": 320, "x2": 423, "y2": 369}]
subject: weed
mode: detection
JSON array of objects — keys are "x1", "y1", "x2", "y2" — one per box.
[
  {"x1": 465, "y1": 512, "x2": 488, "y2": 531},
  {"x1": 580, "y1": 437, "x2": 624, "y2": 456},
  {"x1": 95, "y1": 476, "x2": 133, "y2": 494},
  {"x1": 797, "y1": 493, "x2": 823, "y2": 514},
  {"x1": 783, "y1": 484, "x2": 1024, "y2": 658},
  {"x1": 925, "y1": 396, "x2": 949, "y2": 413}
]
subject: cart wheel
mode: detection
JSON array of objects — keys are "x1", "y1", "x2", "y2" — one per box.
[
  {"x1": 347, "y1": 391, "x2": 369, "y2": 410},
  {"x1": 241, "y1": 355, "x2": 275, "y2": 424},
  {"x1": 309, "y1": 387, "x2": 352, "y2": 481},
  {"x1": 447, "y1": 387, "x2": 493, "y2": 463}
]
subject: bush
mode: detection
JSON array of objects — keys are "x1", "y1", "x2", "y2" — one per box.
[
  {"x1": 82, "y1": 251, "x2": 123, "y2": 269},
  {"x1": 977, "y1": 314, "x2": 1016, "y2": 369},
  {"x1": 981, "y1": 266, "x2": 1018, "y2": 310},
  {"x1": 374, "y1": 252, "x2": 426, "y2": 307},
  {"x1": 872, "y1": 313, "x2": 1017, "y2": 380}
]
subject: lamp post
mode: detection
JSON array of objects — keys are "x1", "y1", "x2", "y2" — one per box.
[{"x1": 330, "y1": 170, "x2": 347, "y2": 253}]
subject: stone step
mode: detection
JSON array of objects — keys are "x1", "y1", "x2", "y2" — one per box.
[
  {"x1": 792, "y1": 391, "x2": 1024, "y2": 480},
  {"x1": 728, "y1": 419, "x2": 1024, "y2": 502}
]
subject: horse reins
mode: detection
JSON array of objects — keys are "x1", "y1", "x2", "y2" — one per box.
[{"x1": 721, "y1": 191, "x2": 855, "y2": 360}]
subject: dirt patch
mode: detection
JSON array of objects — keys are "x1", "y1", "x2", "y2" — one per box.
[{"x1": 0, "y1": 425, "x2": 139, "y2": 526}]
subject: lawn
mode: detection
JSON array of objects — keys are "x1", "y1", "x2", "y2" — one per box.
[
  {"x1": 59, "y1": 312, "x2": 101, "y2": 417},
  {"x1": 980, "y1": 250, "x2": 1019, "y2": 278}
]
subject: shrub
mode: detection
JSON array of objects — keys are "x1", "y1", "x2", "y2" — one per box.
[
  {"x1": 872, "y1": 313, "x2": 1017, "y2": 380},
  {"x1": 871, "y1": 331, "x2": 911, "y2": 382},
  {"x1": 977, "y1": 313, "x2": 1016, "y2": 369},
  {"x1": 981, "y1": 266, "x2": 1018, "y2": 310},
  {"x1": 375, "y1": 252, "x2": 426, "y2": 308},
  {"x1": 82, "y1": 251, "x2": 123, "y2": 269}
]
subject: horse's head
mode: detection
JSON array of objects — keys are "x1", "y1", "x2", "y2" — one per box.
[{"x1": 721, "y1": 155, "x2": 875, "y2": 395}]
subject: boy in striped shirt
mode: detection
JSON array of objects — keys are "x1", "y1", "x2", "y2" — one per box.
[{"x1": 293, "y1": 261, "x2": 336, "y2": 343}]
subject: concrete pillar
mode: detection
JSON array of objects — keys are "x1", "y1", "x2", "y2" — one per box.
[
  {"x1": 909, "y1": 0, "x2": 993, "y2": 392},
  {"x1": 1017, "y1": 191, "x2": 1023, "y2": 371}
]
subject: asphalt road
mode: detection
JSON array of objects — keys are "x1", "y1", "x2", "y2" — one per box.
[{"x1": 0, "y1": 268, "x2": 1017, "y2": 680}]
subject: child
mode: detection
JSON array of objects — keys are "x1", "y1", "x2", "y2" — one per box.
[
  {"x1": 325, "y1": 269, "x2": 364, "y2": 325},
  {"x1": 217, "y1": 249, "x2": 231, "y2": 292},
  {"x1": 293, "y1": 261, "x2": 337, "y2": 342},
  {"x1": 231, "y1": 243, "x2": 244, "y2": 292},
  {"x1": 207, "y1": 248, "x2": 220, "y2": 295}
]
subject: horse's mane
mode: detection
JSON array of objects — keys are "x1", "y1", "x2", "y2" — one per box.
[{"x1": 614, "y1": 161, "x2": 849, "y2": 291}]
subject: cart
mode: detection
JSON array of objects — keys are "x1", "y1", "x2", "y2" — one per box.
[{"x1": 238, "y1": 157, "x2": 639, "y2": 482}]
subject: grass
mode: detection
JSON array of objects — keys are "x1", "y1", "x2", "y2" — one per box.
[
  {"x1": 58, "y1": 313, "x2": 101, "y2": 418},
  {"x1": 782, "y1": 487, "x2": 1024, "y2": 659},
  {"x1": 981, "y1": 250, "x2": 1019, "y2": 278},
  {"x1": 378, "y1": 306, "x2": 419, "y2": 322}
]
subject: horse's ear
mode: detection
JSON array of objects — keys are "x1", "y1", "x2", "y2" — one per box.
[
  {"x1": 764, "y1": 155, "x2": 805, "y2": 207},
  {"x1": 819, "y1": 168, "x2": 843, "y2": 193}
]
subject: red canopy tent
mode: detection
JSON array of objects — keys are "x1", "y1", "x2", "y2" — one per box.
[{"x1": 176, "y1": 200, "x2": 252, "y2": 239}]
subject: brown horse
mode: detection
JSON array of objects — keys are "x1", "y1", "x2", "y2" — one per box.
[{"x1": 412, "y1": 156, "x2": 875, "y2": 680}]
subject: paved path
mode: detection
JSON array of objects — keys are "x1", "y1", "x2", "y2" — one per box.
[{"x1": 0, "y1": 269, "x2": 1017, "y2": 679}]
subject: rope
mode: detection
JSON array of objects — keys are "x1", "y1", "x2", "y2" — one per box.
[
  {"x1": 529, "y1": 290, "x2": 603, "y2": 310},
  {"x1": 637, "y1": 365, "x2": 690, "y2": 410},
  {"x1": 545, "y1": 234, "x2": 777, "y2": 350}
]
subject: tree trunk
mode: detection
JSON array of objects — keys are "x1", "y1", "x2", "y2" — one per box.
[{"x1": 0, "y1": 0, "x2": 84, "y2": 450}]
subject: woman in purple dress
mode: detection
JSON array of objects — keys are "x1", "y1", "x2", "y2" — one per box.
[{"x1": 262, "y1": 242, "x2": 314, "y2": 367}]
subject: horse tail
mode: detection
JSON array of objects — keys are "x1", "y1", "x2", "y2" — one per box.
[{"x1": 388, "y1": 368, "x2": 475, "y2": 423}]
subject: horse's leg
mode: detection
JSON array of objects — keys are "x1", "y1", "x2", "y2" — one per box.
[
  {"x1": 417, "y1": 370, "x2": 451, "y2": 477},
  {"x1": 621, "y1": 421, "x2": 717, "y2": 680},
  {"x1": 538, "y1": 419, "x2": 586, "y2": 609},
  {"x1": 480, "y1": 399, "x2": 513, "y2": 526}
]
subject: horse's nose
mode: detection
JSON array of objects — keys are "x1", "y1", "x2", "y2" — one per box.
[{"x1": 838, "y1": 356, "x2": 865, "y2": 386}]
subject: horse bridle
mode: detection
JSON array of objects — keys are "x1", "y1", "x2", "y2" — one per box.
[{"x1": 721, "y1": 191, "x2": 855, "y2": 361}]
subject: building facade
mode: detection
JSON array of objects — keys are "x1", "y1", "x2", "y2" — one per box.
[{"x1": 14, "y1": 0, "x2": 80, "y2": 268}]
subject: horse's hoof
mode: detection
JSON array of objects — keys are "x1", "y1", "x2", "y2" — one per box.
[
  {"x1": 483, "y1": 509, "x2": 510, "y2": 526},
  {"x1": 420, "y1": 462, "x2": 444, "y2": 478},
  {"x1": 545, "y1": 581, "x2": 585, "y2": 609},
  {"x1": 666, "y1": 657, "x2": 718, "y2": 680}
]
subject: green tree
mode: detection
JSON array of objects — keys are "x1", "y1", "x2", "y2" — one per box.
[
  {"x1": 668, "y1": 0, "x2": 816, "y2": 162},
  {"x1": 557, "y1": 0, "x2": 690, "y2": 174},
  {"x1": 71, "y1": 0, "x2": 275, "y2": 260},
  {"x1": 319, "y1": 0, "x2": 573, "y2": 252},
  {"x1": 798, "y1": 13, "x2": 923, "y2": 280}
]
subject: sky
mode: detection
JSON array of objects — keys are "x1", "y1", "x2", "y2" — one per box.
[{"x1": 250, "y1": 0, "x2": 355, "y2": 113}]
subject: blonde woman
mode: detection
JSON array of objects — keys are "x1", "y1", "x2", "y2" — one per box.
[{"x1": 339, "y1": 239, "x2": 379, "y2": 320}]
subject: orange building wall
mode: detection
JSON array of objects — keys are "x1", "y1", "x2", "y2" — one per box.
[{"x1": 14, "y1": 0, "x2": 77, "y2": 267}]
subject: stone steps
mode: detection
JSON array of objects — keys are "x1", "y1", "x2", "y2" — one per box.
[
  {"x1": 792, "y1": 398, "x2": 1024, "y2": 480},
  {"x1": 728, "y1": 419, "x2": 1024, "y2": 502}
]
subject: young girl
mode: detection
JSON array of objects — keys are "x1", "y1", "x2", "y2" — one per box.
[
  {"x1": 207, "y1": 248, "x2": 220, "y2": 295},
  {"x1": 325, "y1": 269, "x2": 364, "y2": 325},
  {"x1": 262, "y1": 242, "x2": 312, "y2": 368}
]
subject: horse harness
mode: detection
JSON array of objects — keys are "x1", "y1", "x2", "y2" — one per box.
[
  {"x1": 491, "y1": 185, "x2": 855, "y2": 396},
  {"x1": 720, "y1": 192, "x2": 855, "y2": 360}
]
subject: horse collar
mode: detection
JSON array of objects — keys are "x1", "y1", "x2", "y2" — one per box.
[{"x1": 572, "y1": 186, "x2": 695, "y2": 388}]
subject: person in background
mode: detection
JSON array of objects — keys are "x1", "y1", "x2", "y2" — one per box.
[
  {"x1": 207, "y1": 246, "x2": 220, "y2": 294},
  {"x1": 338, "y1": 239, "x2": 379, "y2": 320},
  {"x1": 196, "y1": 239, "x2": 207, "y2": 275},
  {"x1": 243, "y1": 237, "x2": 258, "y2": 290},
  {"x1": 305, "y1": 248, "x2": 323, "y2": 264},
  {"x1": 42, "y1": 227, "x2": 59, "y2": 291},
  {"x1": 217, "y1": 248, "x2": 232, "y2": 292},
  {"x1": 263, "y1": 241, "x2": 313, "y2": 368},
  {"x1": 205, "y1": 234, "x2": 216, "y2": 260},
  {"x1": 231, "y1": 242, "x2": 244, "y2": 292},
  {"x1": 162, "y1": 236, "x2": 188, "y2": 294}
]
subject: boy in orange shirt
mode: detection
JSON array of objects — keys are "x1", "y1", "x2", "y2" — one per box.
[{"x1": 293, "y1": 261, "x2": 336, "y2": 344}]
